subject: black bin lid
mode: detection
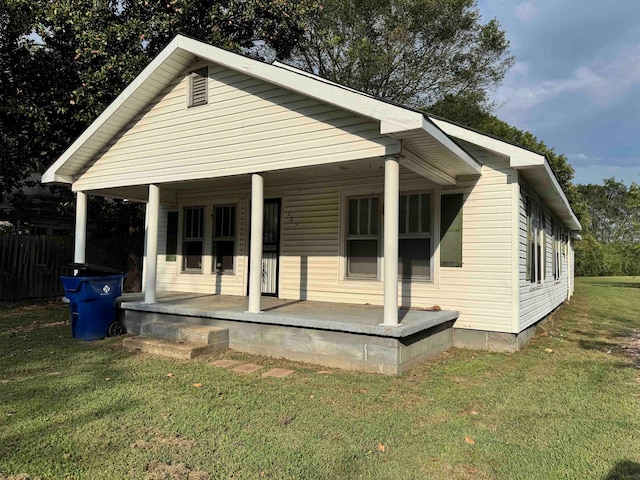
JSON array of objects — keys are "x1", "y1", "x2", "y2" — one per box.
[{"x1": 64, "y1": 263, "x2": 124, "y2": 276}]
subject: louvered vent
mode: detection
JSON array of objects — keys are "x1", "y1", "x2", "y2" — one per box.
[{"x1": 189, "y1": 67, "x2": 208, "y2": 107}]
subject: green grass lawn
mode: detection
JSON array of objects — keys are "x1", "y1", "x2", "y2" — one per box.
[{"x1": 1, "y1": 277, "x2": 639, "y2": 480}]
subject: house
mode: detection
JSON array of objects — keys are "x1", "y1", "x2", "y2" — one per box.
[{"x1": 42, "y1": 35, "x2": 581, "y2": 374}]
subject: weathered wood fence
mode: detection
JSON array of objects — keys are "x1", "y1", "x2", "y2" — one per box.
[{"x1": 0, "y1": 235, "x2": 140, "y2": 301}]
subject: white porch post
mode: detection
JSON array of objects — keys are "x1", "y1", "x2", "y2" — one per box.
[
  {"x1": 74, "y1": 191, "x2": 88, "y2": 264},
  {"x1": 248, "y1": 174, "x2": 264, "y2": 313},
  {"x1": 144, "y1": 184, "x2": 160, "y2": 304},
  {"x1": 383, "y1": 156, "x2": 399, "y2": 326}
]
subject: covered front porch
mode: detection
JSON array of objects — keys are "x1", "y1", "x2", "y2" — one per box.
[{"x1": 118, "y1": 292, "x2": 458, "y2": 374}]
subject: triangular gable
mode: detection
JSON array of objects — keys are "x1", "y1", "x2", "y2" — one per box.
[{"x1": 42, "y1": 35, "x2": 480, "y2": 186}]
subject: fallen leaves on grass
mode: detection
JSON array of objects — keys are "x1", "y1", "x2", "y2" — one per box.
[
  {"x1": 544, "y1": 348, "x2": 553, "y2": 353},
  {"x1": 166, "y1": 373, "x2": 174, "y2": 378},
  {"x1": 465, "y1": 436, "x2": 475, "y2": 445},
  {"x1": 192, "y1": 383, "x2": 203, "y2": 388},
  {"x1": 377, "y1": 443, "x2": 386, "y2": 452}
]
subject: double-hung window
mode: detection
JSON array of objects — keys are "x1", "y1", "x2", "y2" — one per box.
[
  {"x1": 346, "y1": 196, "x2": 379, "y2": 277},
  {"x1": 213, "y1": 205, "x2": 236, "y2": 273},
  {"x1": 183, "y1": 207, "x2": 204, "y2": 271},
  {"x1": 526, "y1": 196, "x2": 545, "y2": 284},
  {"x1": 398, "y1": 193, "x2": 431, "y2": 278}
]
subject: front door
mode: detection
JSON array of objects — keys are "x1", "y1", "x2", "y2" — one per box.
[{"x1": 261, "y1": 199, "x2": 280, "y2": 296}]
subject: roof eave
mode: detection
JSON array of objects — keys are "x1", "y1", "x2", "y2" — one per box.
[
  {"x1": 42, "y1": 36, "x2": 186, "y2": 185},
  {"x1": 430, "y1": 116, "x2": 581, "y2": 232}
]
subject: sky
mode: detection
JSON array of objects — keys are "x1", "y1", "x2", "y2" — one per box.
[{"x1": 477, "y1": 0, "x2": 640, "y2": 186}]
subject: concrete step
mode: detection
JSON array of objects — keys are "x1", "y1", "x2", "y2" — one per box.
[
  {"x1": 123, "y1": 336, "x2": 225, "y2": 360},
  {"x1": 140, "y1": 321, "x2": 228, "y2": 348}
]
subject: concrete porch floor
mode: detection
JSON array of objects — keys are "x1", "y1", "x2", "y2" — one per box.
[
  {"x1": 118, "y1": 292, "x2": 458, "y2": 339},
  {"x1": 118, "y1": 293, "x2": 458, "y2": 374}
]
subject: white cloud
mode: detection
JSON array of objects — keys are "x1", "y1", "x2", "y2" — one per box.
[
  {"x1": 514, "y1": 2, "x2": 539, "y2": 23},
  {"x1": 495, "y1": 44, "x2": 640, "y2": 118}
]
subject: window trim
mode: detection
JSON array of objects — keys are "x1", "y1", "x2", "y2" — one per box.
[
  {"x1": 182, "y1": 205, "x2": 205, "y2": 272},
  {"x1": 345, "y1": 195, "x2": 381, "y2": 279},
  {"x1": 398, "y1": 192, "x2": 433, "y2": 280},
  {"x1": 212, "y1": 204, "x2": 237, "y2": 275}
]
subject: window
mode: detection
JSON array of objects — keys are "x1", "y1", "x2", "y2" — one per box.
[
  {"x1": 183, "y1": 207, "x2": 204, "y2": 271},
  {"x1": 399, "y1": 193, "x2": 431, "y2": 277},
  {"x1": 346, "y1": 197, "x2": 379, "y2": 277},
  {"x1": 540, "y1": 210, "x2": 546, "y2": 283},
  {"x1": 188, "y1": 67, "x2": 208, "y2": 107},
  {"x1": 526, "y1": 196, "x2": 544, "y2": 284},
  {"x1": 552, "y1": 220, "x2": 562, "y2": 280},
  {"x1": 213, "y1": 205, "x2": 236, "y2": 273},
  {"x1": 440, "y1": 194, "x2": 463, "y2": 268},
  {"x1": 166, "y1": 211, "x2": 178, "y2": 262}
]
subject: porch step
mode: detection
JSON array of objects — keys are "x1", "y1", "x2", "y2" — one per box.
[
  {"x1": 123, "y1": 336, "x2": 224, "y2": 360},
  {"x1": 140, "y1": 321, "x2": 228, "y2": 347},
  {"x1": 123, "y1": 321, "x2": 229, "y2": 360}
]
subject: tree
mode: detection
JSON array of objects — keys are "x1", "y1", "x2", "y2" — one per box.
[
  {"x1": 577, "y1": 178, "x2": 640, "y2": 244},
  {"x1": 0, "y1": 0, "x2": 320, "y2": 203},
  {"x1": 428, "y1": 93, "x2": 590, "y2": 229},
  {"x1": 291, "y1": 0, "x2": 513, "y2": 108}
]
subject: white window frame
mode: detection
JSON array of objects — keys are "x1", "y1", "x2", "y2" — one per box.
[
  {"x1": 527, "y1": 196, "x2": 544, "y2": 285},
  {"x1": 182, "y1": 206, "x2": 205, "y2": 272},
  {"x1": 345, "y1": 195, "x2": 381, "y2": 279}
]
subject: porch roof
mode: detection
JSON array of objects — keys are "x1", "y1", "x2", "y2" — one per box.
[
  {"x1": 42, "y1": 35, "x2": 481, "y2": 188},
  {"x1": 119, "y1": 293, "x2": 458, "y2": 339}
]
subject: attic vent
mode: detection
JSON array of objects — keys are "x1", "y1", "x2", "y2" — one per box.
[{"x1": 188, "y1": 67, "x2": 208, "y2": 107}]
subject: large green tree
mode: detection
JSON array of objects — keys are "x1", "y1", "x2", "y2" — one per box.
[
  {"x1": 577, "y1": 178, "x2": 640, "y2": 244},
  {"x1": 0, "y1": 0, "x2": 320, "y2": 203},
  {"x1": 291, "y1": 0, "x2": 513, "y2": 108}
]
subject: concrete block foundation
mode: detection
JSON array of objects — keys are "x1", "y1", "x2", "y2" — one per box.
[
  {"x1": 121, "y1": 303, "x2": 455, "y2": 375},
  {"x1": 452, "y1": 316, "x2": 546, "y2": 353}
]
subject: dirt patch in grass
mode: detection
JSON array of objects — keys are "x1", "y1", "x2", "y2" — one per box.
[
  {"x1": 621, "y1": 330, "x2": 640, "y2": 366},
  {"x1": 144, "y1": 461, "x2": 209, "y2": 480},
  {"x1": 0, "y1": 321, "x2": 68, "y2": 336}
]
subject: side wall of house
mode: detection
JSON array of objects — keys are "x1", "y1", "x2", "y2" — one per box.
[
  {"x1": 518, "y1": 178, "x2": 571, "y2": 331},
  {"x1": 153, "y1": 146, "x2": 516, "y2": 333}
]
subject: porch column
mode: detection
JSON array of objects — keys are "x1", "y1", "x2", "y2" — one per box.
[
  {"x1": 74, "y1": 191, "x2": 88, "y2": 264},
  {"x1": 383, "y1": 156, "x2": 399, "y2": 326},
  {"x1": 248, "y1": 174, "x2": 264, "y2": 313},
  {"x1": 144, "y1": 184, "x2": 160, "y2": 304}
]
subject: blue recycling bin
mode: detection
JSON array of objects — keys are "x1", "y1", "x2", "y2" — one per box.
[{"x1": 61, "y1": 265, "x2": 125, "y2": 341}]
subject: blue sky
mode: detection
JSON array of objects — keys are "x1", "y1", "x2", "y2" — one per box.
[{"x1": 477, "y1": 0, "x2": 640, "y2": 185}]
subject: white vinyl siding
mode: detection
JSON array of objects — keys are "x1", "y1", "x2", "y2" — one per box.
[
  {"x1": 152, "y1": 149, "x2": 515, "y2": 333},
  {"x1": 74, "y1": 64, "x2": 399, "y2": 190},
  {"x1": 518, "y1": 178, "x2": 570, "y2": 331}
]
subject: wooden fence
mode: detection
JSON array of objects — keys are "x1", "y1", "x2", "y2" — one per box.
[{"x1": 0, "y1": 235, "x2": 141, "y2": 301}]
